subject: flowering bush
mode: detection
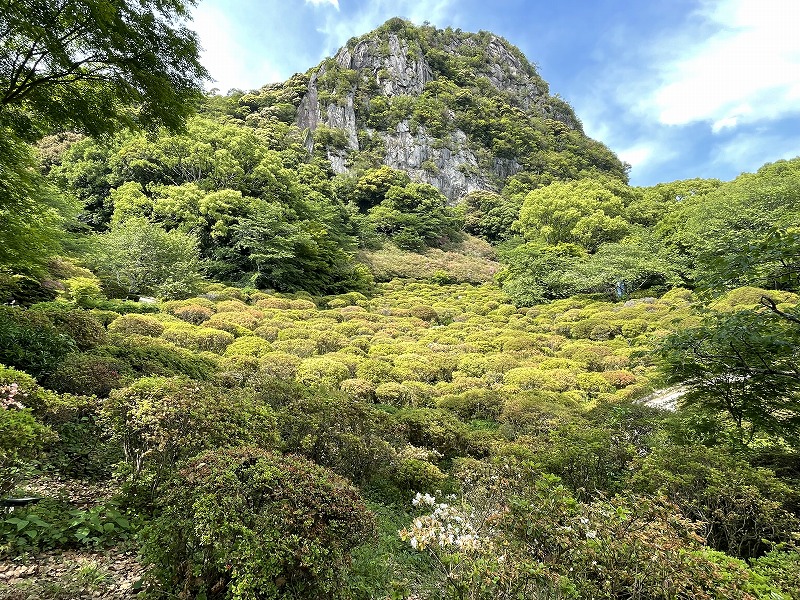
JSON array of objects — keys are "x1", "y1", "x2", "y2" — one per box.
[{"x1": 400, "y1": 491, "x2": 495, "y2": 553}]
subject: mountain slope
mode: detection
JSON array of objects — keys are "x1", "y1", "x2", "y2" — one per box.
[{"x1": 240, "y1": 18, "x2": 627, "y2": 202}]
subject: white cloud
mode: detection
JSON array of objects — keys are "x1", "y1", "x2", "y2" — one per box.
[
  {"x1": 712, "y1": 130, "x2": 800, "y2": 169},
  {"x1": 305, "y1": 0, "x2": 340, "y2": 10},
  {"x1": 192, "y1": 4, "x2": 283, "y2": 92},
  {"x1": 647, "y1": 0, "x2": 800, "y2": 131},
  {"x1": 618, "y1": 145, "x2": 654, "y2": 169}
]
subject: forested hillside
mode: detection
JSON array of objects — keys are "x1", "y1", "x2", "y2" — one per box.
[{"x1": 1, "y1": 5, "x2": 799, "y2": 599}]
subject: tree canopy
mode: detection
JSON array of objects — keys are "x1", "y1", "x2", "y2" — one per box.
[
  {"x1": 0, "y1": 0, "x2": 208, "y2": 276},
  {"x1": 0, "y1": 0, "x2": 208, "y2": 137}
]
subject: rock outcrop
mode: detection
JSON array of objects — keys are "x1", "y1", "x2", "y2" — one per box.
[{"x1": 289, "y1": 20, "x2": 623, "y2": 202}]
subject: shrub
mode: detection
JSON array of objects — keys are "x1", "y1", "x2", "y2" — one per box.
[
  {"x1": 254, "y1": 324, "x2": 280, "y2": 341},
  {"x1": 161, "y1": 326, "x2": 235, "y2": 354},
  {"x1": 436, "y1": 389, "x2": 502, "y2": 421},
  {"x1": 273, "y1": 338, "x2": 318, "y2": 358},
  {"x1": 296, "y1": 357, "x2": 351, "y2": 388},
  {"x1": 630, "y1": 444, "x2": 800, "y2": 558},
  {"x1": 0, "y1": 386, "x2": 55, "y2": 495},
  {"x1": 356, "y1": 359, "x2": 394, "y2": 384},
  {"x1": 409, "y1": 305, "x2": 438, "y2": 322},
  {"x1": 142, "y1": 447, "x2": 375, "y2": 600},
  {"x1": 289, "y1": 298, "x2": 317, "y2": 310},
  {"x1": 88, "y1": 309, "x2": 121, "y2": 328},
  {"x1": 317, "y1": 331, "x2": 348, "y2": 353},
  {"x1": 339, "y1": 378, "x2": 376, "y2": 402},
  {"x1": 45, "y1": 353, "x2": 124, "y2": 397},
  {"x1": 575, "y1": 372, "x2": 615, "y2": 396},
  {"x1": 30, "y1": 303, "x2": 108, "y2": 350},
  {"x1": 63, "y1": 276, "x2": 105, "y2": 307},
  {"x1": 258, "y1": 352, "x2": 302, "y2": 380},
  {"x1": 502, "y1": 476, "x2": 768, "y2": 600},
  {"x1": 394, "y1": 457, "x2": 447, "y2": 492},
  {"x1": 276, "y1": 392, "x2": 395, "y2": 483},
  {"x1": 102, "y1": 377, "x2": 278, "y2": 493},
  {"x1": 206, "y1": 311, "x2": 260, "y2": 333},
  {"x1": 392, "y1": 353, "x2": 454, "y2": 383},
  {"x1": 457, "y1": 353, "x2": 520, "y2": 377},
  {"x1": 107, "y1": 313, "x2": 165, "y2": 337},
  {"x1": 0, "y1": 272, "x2": 58, "y2": 306},
  {"x1": 503, "y1": 367, "x2": 547, "y2": 390},
  {"x1": 499, "y1": 390, "x2": 576, "y2": 435},
  {"x1": 214, "y1": 299, "x2": 249, "y2": 313},
  {"x1": 255, "y1": 296, "x2": 293, "y2": 309},
  {"x1": 223, "y1": 336, "x2": 274, "y2": 358},
  {"x1": 394, "y1": 408, "x2": 467, "y2": 458},
  {"x1": 620, "y1": 318, "x2": 649, "y2": 338},
  {"x1": 172, "y1": 303, "x2": 213, "y2": 324},
  {"x1": 0, "y1": 306, "x2": 76, "y2": 378},
  {"x1": 601, "y1": 370, "x2": 637, "y2": 388},
  {"x1": 195, "y1": 328, "x2": 235, "y2": 353},
  {"x1": 93, "y1": 334, "x2": 218, "y2": 380}
]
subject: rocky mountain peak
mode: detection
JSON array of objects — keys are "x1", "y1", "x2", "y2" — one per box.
[{"x1": 270, "y1": 19, "x2": 626, "y2": 202}]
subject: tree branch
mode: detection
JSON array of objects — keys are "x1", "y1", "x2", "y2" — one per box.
[{"x1": 761, "y1": 295, "x2": 800, "y2": 325}]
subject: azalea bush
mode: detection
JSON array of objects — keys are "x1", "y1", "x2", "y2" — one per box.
[{"x1": 142, "y1": 447, "x2": 375, "y2": 599}]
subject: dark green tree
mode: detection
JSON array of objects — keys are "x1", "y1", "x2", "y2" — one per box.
[
  {"x1": 660, "y1": 212, "x2": 800, "y2": 442},
  {"x1": 0, "y1": 0, "x2": 208, "y2": 137},
  {"x1": 660, "y1": 306, "x2": 800, "y2": 440},
  {"x1": 0, "y1": 0, "x2": 208, "y2": 274}
]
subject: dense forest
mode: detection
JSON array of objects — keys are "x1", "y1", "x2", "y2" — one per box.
[{"x1": 1, "y1": 3, "x2": 799, "y2": 599}]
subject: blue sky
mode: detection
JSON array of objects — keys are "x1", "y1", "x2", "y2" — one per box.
[{"x1": 191, "y1": 0, "x2": 800, "y2": 186}]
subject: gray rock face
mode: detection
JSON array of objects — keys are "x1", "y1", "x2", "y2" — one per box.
[
  {"x1": 382, "y1": 123, "x2": 493, "y2": 200},
  {"x1": 295, "y1": 28, "x2": 569, "y2": 202}
]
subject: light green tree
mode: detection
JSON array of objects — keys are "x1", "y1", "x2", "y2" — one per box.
[
  {"x1": 517, "y1": 178, "x2": 635, "y2": 252},
  {"x1": 90, "y1": 217, "x2": 203, "y2": 299}
]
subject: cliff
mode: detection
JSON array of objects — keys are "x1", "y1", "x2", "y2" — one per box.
[{"x1": 242, "y1": 19, "x2": 626, "y2": 202}]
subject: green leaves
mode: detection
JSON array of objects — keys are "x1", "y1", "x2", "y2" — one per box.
[
  {"x1": 88, "y1": 217, "x2": 204, "y2": 299},
  {"x1": 0, "y1": 500, "x2": 137, "y2": 553},
  {"x1": 0, "y1": 0, "x2": 208, "y2": 136},
  {"x1": 142, "y1": 447, "x2": 374, "y2": 600},
  {"x1": 660, "y1": 305, "x2": 800, "y2": 440}
]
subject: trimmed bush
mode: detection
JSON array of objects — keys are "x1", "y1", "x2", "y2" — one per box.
[
  {"x1": 107, "y1": 314, "x2": 165, "y2": 337},
  {"x1": 142, "y1": 447, "x2": 375, "y2": 600},
  {"x1": 224, "y1": 336, "x2": 274, "y2": 358},
  {"x1": 258, "y1": 352, "x2": 302, "y2": 380},
  {"x1": 172, "y1": 303, "x2": 213, "y2": 324},
  {"x1": 375, "y1": 381, "x2": 413, "y2": 407},
  {"x1": 296, "y1": 357, "x2": 351, "y2": 388},
  {"x1": 206, "y1": 311, "x2": 260, "y2": 332},
  {"x1": 94, "y1": 335, "x2": 218, "y2": 380},
  {"x1": 339, "y1": 378, "x2": 376, "y2": 402},
  {"x1": 273, "y1": 338, "x2": 318, "y2": 358},
  {"x1": 409, "y1": 305, "x2": 438, "y2": 322},
  {"x1": 436, "y1": 389, "x2": 502, "y2": 421},
  {"x1": 393, "y1": 457, "x2": 447, "y2": 492}
]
